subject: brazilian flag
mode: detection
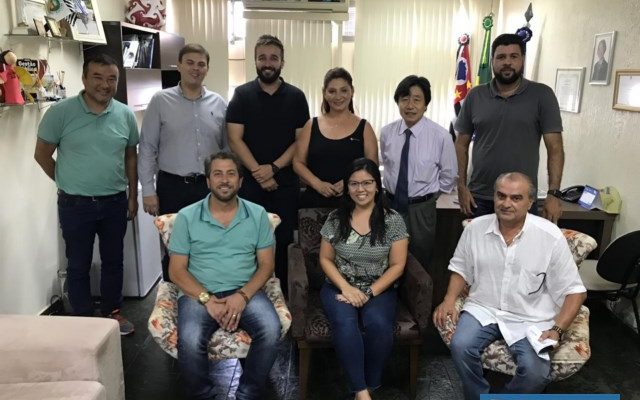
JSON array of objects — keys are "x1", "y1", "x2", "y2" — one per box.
[{"x1": 476, "y1": 15, "x2": 494, "y2": 85}]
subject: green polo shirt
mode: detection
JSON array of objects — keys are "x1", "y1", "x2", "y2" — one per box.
[
  {"x1": 37, "y1": 92, "x2": 139, "y2": 196},
  {"x1": 168, "y1": 195, "x2": 275, "y2": 293}
]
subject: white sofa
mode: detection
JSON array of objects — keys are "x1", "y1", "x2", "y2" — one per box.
[{"x1": 0, "y1": 315, "x2": 124, "y2": 400}]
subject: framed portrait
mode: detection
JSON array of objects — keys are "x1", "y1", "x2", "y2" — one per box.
[
  {"x1": 589, "y1": 31, "x2": 616, "y2": 85},
  {"x1": 555, "y1": 68, "x2": 585, "y2": 113},
  {"x1": 46, "y1": 0, "x2": 106, "y2": 44},
  {"x1": 612, "y1": 70, "x2": 640, "y2": 112}
]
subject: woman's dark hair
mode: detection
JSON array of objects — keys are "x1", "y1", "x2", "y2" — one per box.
[
  {"x1": 331, "y1": 158, "x2": 391, "y2": 246},
  {"x1": 321, "y1": 67, "x2": 355, "y2": 114}
]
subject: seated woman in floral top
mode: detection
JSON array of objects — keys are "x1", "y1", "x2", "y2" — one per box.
[{"x1": 319, "y1": 157, "x2": 409, "y2": 400}]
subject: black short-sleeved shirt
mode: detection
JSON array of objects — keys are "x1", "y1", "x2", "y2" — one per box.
[
  {"x1": 226, "y1": 78, "x2": 310, "y2": 186},
  {"x1": 454, "y1": 78, "x2": 563, "y2": 199}
]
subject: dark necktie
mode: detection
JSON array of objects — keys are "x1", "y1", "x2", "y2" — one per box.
[{"x1": 394, "y1": 128, "x2": 412, "y2": 213}]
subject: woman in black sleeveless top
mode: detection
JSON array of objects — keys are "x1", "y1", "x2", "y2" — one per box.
[{"x1": 294, "y1": 68, "x2": 378, "y2": 208}]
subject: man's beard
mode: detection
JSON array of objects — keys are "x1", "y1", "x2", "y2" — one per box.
[
  {"x1": 494, "y1": 66, "x2": 523, "y2": 85},
  {"x1": 211, "y1": 186, "x2": 238, "y2": 203},
  {"x1": 257, "y1": 66, "x2": 282, "y2": 84}
]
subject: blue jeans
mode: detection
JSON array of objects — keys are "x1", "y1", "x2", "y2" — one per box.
[
  {"x1": 177, "y1": 289, "x2": 281, "y2": 400},
  {"x1": 472, "y1": 197, "x2": 538, "y2": 218},
  {"x1": 58, "y1": 191, "x2": 128, "y2": 316},
  {"x1": 320, "y1": 282, "x2": 397, "y2": 393},
  {"x1": 450, "y1": 312, "x2": 551, "y2": 400}
]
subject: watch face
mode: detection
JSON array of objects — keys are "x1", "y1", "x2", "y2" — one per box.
[{"x1": 199, "y1": 292, "x2": 210, "y2": 304}]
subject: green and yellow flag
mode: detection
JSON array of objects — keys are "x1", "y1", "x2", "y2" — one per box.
[{"x1": 476, "y1": 14, "x2": 494, "y2": 85}]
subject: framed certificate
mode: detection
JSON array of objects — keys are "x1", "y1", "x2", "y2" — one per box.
[
  {"x1": 555, "y1": 67, "x2": 585, "y2": 113},
  {"x1": 612, "y1": 70, "x2": 640, "y2": 112}
]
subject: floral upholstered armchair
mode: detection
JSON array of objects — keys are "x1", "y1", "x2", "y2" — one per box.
[
  {"x1": 147, "y1": 213, "x2": 291, "y2": 360},
  {"x1": 436, "y1": 227, "x2": 598, "y2": 381},
  {"x1": 288, "y1": 208, "x2": 433, "y2": 399}
]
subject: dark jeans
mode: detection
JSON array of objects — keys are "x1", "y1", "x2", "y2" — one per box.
[
  {"x1": 177, "y1": 290, "x2": 281, "y2": 400},
  {"x1": 58, "y1": 191, "x2": 128, "y2": 316},
  {"x1": 239, "y1": 178, "x2": 298, "y2": 296},
  {"x1": 472, "y1": 197, "x2": 538, "y2": 218},
  {"x1": 156, "y1": 171, "x2": 210, "y2": 281},
  {"x1": 320, "y1": 282, "x2": 397, "y2": 393}
]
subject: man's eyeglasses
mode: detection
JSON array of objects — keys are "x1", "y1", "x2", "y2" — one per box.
[{"x1": 348, "y1": 179, "x2": 375, "y2": 190}]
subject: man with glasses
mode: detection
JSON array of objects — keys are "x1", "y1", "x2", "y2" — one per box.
[
  {"x1": 433, "y1": 172, "x2": 586, "y2": 399},
  {"x1": 380, "y1": 75, "x2": 457, "y2": 270},
  {"x1": 34, "y1": 54, "x2": 138, "y2": 335},
  {"x1": 138, "y1": 43, "x2": 227, "y2": 281}
]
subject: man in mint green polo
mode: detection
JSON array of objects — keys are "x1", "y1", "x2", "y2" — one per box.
[
  {"x1": 34, "y1": 54, "x2": 138, "y2": 335},
  {"x1": 168, "y1": 151, "x2": 281, "y2": 400}
]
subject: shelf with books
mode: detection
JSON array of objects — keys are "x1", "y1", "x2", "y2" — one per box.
[{"x1": 82, "y1": 21, "x2": 184, "y2": 110}]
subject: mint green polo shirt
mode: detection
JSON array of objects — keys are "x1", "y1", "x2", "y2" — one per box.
[
  {"x1": 168, "y1": 195, "x2": 275, "y2": 293},
  {"x1": 37, "y1": 92, "x2": 139, "y2": 196}
]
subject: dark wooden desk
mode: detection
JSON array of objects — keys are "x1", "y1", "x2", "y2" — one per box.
[{"x1": 429, "y1": 193, "x2": 617, "y2": 306}]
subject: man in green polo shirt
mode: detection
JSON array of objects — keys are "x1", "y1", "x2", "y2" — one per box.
[
  {"x1": 34, "y1": 54, "x2": 138, "y2": 335},
  {"x1": 168, "y1": 151, "x2": 281, "y2": 400}
]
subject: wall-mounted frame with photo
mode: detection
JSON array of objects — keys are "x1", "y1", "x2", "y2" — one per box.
[
  {"x1": 589, "y1": 31, "x2": 616, "y2": 85},
  {"x1": 46, "y1": 0, "x2": 106, "y2": 44},
  {"x1": 555, "y1": 67, "x2": 585, "y2": 113},
  {"x1": 33, "y1": 18, "x2": 47, "y2": 36},
  {"x1": 613, "y1": 70, "x2": 640, "y2": 112}
]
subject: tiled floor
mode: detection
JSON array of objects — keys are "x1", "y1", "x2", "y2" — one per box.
[{"x1": 119, "y1": 285, "x2": 640, "y2": 400}]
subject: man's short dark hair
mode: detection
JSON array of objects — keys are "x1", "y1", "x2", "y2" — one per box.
[
  {"x1": 179, "y1": 43, "x2": 210, "y2": 66},
  {"x1": 204, "y1": 152, "x2": 243, "y2": 177},
  {"x1": 491, "y1": 34, "x2": 526, "y2": 58},
  {"x1": 254, "y1": 34, "x2": 284, "y2": 60},
  {"x1": 82, "y1": 54, "x2": 118, "y2": 77},
  {"x1": 393, "y1": 75, "x2": 431, "y2": 106}
]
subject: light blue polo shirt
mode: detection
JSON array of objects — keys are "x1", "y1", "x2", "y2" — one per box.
[
  {"x1": 37, "y1": 92, "x2": 139, "y2": 196},
  {"x1": 168, "y1": 194, "x2": 275, "y2": 293}
]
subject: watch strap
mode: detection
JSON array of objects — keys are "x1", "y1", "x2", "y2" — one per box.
[
  {"x1": 547, "y1": 189, "x2": 562, "y2": 198},
  {"x1": 550, "y1": 324, "x2": 564, "y2": 338},
  {"x1": 270, "y1": 163, "x2": 280, "y2": 174}
]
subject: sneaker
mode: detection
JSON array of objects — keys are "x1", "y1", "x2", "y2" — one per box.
[{"x1": 107, "y1": 309, "x2": 135, "y2": 336}]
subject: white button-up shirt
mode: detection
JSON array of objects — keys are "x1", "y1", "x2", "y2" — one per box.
[{"x1": 449, "y1": 214, "x2": 586, "y2": 345}]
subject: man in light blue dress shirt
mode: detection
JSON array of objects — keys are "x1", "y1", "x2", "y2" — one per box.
[
  {"x1": 380, "y1": 75, "x2": 457, "y2": 271},
  {"x1": 138, "y1": 43, "x2": 228, "y2": 280}
]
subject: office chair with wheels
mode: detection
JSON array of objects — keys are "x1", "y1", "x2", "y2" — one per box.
[{"x1": 579, "y1": 230, "x2": 640, "y2": 339}]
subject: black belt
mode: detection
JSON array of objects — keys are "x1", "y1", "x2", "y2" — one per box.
[
  {"x1": 159, "y1": 170, "x2": 206, "y2": 184},
  {"x1": 386, "y1": 191, "x2": 436, "y2": 205},
  {"x1": 58, "y1": 190, "x2": 125, "y2": 201}
]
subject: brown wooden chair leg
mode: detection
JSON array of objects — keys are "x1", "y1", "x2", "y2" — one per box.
[
  {"x1": 298, "y1": 343, "x2": 311, "y2": 400},
  {"x1": 409, "y1": 343, "x2": 419, "y2": 399}
]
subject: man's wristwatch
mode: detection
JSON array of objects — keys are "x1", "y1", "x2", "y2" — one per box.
[
  {"x1": 550, "y1": 324, "x2": 564, "y2": 339},
  {"x1": 363, "y1": 286, "x2": 374, "y2": 298},
  {"x1": 270, "y1": 163, "x2": 280, "y2": 175},
  {"x1": 198, "y1": 291, "x2": 211, "y2": 305},
  {"x1": 547, "y1": 189, "x2": 562, "y2": 199}
]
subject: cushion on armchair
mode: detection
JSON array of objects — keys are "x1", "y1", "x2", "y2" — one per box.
[
  {"x1": 437, "y1": 228, "x2": 597, "y2": 381},
  {"x1": 148, "y1": 212, "x2": 291, "y2": 360}
]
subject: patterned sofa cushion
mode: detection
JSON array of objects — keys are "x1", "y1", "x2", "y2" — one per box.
[
  {"x1": 298, "y1": 208, "x2": 333, "y2": 290},
  {"x1": 148, "y1": 212, "x2": 290, "y2": 360},
  {"x1": 437, "y1": 227, "x2": 596, "y2": 381}
]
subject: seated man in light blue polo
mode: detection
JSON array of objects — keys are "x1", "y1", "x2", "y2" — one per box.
[{"x1": 168, "y1": 151, "x2": 281, "y2": 400}]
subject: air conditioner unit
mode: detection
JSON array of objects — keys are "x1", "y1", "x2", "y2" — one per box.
[{"x1": 243, "y1": 0, "x2": 348, "y2": 20}]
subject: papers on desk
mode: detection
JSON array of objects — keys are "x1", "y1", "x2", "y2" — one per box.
[{"x1": 525, "y1": 325, "x2": 557, "y2": 360}]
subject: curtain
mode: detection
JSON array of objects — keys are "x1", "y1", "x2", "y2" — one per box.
[
  {"x1": 244, "y1": 18, "x2": 334, "y2": 116},
  {"x1": 353, "y1": 0, "x2": 500, "y2": 134},
  {"x1": 170, "y1": 0, "x2": 229, "y2": 99}
]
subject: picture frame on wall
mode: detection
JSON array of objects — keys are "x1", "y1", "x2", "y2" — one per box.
[
  {"x1": 589, "y1": 31, "x2": 616, "y2": 85},
  {"x1": 612, "y1": 70, "x2": 640, "y2": 112},
  {"x1": 46, "y1": 0, "x2": 107, "y2": 44},
  {"x1": 10, "y1": 0, "x2": 47, "y2": 34},
  {"x1": 33, "y1": 18, "x2": 47, "y2": 36},
  {"x1": 555, "y1": 67, "x2": 585, "y2": 113}
]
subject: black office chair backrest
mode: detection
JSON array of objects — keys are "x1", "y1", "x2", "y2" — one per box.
[{"x1": 596, "y1": 230, "x2": 640, "y2": 284}]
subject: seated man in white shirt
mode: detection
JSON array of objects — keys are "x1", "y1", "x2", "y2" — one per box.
[{"x1": 433, "y1": 172, "x2": 586, "y2": 399}]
